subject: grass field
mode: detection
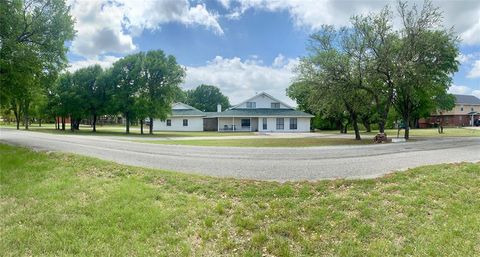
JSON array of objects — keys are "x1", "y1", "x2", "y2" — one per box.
[
  {"x1": 3, "y1": 123, "x2": 478, "y2": 139},
  {"x1": 0, "y1": 124, "x2": 254, "y2": 137},
  {"x1": 137, "y1": 137, "x2": 373, "y2": 147},
  {"x1": 1, "y1": 144, "x2": 479, "y2": 256},
  {"x1": 319, "y1": 127, "x2": 480, "y2": 137}
]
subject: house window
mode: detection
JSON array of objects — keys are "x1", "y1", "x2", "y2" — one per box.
[
  {"x1": 246, "y1": 102, "x2": 256, "y2": 108},
  {"x1": 276, "y1": 118, "x2": 284, "y2": 130},
  {"x1": 262, "y1": 118, "x2": 267, "y2": 130},
  {"x1": 166, "y1": 119, "x2": 171, "y2": 126},
  {"x1": 271, "y1": 102, "x2": 280, "y2": 109},
  {"x1": 472, "y1": 107, "x2": 475, "y2": 112},
  {"x1": 290, "y1": 118, "x2": 297, "y2": 130},
  {"x1": 241, "y1": 119, "x2": 250, "y2": 128},
  {"x1": 183, "y1": 119, "x2": 188, "y2": 126}
]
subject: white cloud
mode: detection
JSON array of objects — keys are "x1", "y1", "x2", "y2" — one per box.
[
  {"x1": 69, "y1": 0, "x2": 136, "y2": 57},
  {"x1": 68, "y1": 0, "x2": 222, "y2": 58},
  {"x1": 67, "y1": 56, "x2": 120, "y2": 72},
  {"x1": 448, "y1": 84, "x2": 472, "y2": 94},
  {"x1": 459, "y1": 10, "x2": 480, "y2": 45},
  {"x1": 448, "y1": 84, "x2": 480, "y2": 99},
  {"x1": 473, "y1": 90, "x2": 480, "y2": 98},
  {"x1": 223, "y1": 0, "x2": 480, "y2": 44},
  {"x1": 184, "y1": 54, "x2": 298, "y2": 105},
  {"x1": 467, "y1": 60, "x2": 480, "y2": 79}
]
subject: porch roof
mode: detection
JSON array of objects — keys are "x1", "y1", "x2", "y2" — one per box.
[{"x1": 205, "y1": 108, "x2": 314, "y2": 118}]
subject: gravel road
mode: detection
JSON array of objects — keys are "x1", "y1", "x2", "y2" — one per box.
[{"x1": 1, "y1": 128, "x2": 479, "y2": 181}]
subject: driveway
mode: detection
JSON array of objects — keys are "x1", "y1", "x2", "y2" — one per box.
[{"x1": 1, "y1": 128, "x2": 479, "y2": 182}]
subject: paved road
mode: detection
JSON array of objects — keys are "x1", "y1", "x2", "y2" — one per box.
[{"x1": 1, "y1": 128, "x2": 479, "y2": 181}]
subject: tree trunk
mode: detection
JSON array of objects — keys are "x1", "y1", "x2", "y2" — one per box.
[
  {"x1": 92, "y1": 114, "x2": 97, "y2": 132},
  {"x1": 125, "y1": 113, "x2": 130, "y2": 134},
  {"x1": 62, "y1": 117, "x2": 65, "y2": 130},
  {"x1": 140, "y1": 119, "x2": 144, "y2": 135},
  {"x1": 24, "y1": 108, "x2": 29, "y2": 130},
  {"x1": 378, "y1": 121, "x2": 385, "y2": 133},
  {"x1": 349, "y1": 112, "x2": 361, "y2": 140},
  {"x1": 343, "y1": 120, "x2": 349, "y2": 134},
  {"x1": 149, "y1": 117, "x2": 153, "y2": 134},
  {"x1": 39, "y1": 118, "x2": 41, "y2": 127},
  {"x1": 362, "y1": 120, "x2": 371, "y2": 132},
  {"x1": 70, "y1": 117, "x2": 74, "y2": 132},
  {"x1": 13, "y1": 108, "x2": 20, "y2": 130},
  {"x1": 403, "y1": 114, "x2": 410, "y2": 140},
  {"x1": 22, "y1": 100, "x2": 30, "y2": 130}
]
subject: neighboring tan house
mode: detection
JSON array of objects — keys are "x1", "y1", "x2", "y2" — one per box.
[
  {"x1": 153, "y1": 92, "x2": 314, "y2": 132},
  {"x1": 420, "y1": 94, "x2": 480, "y2": 127}
]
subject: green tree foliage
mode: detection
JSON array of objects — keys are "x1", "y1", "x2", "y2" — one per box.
[
  {"x1": 140, "y1": 50, "x2": 185, "y2": 134},
  {"x1": 110, "y1": 53, "x2": 143, "y2": 134},
  {"x1": 293, "y1": 25, "x2": 372, "y2": 140},
  {"x1": 72, "y1": 65, "x2": 109, "y2": 132},
  {"x1": 0, "y1": 0, "x2": 75, "y2": 129},
  {"x1": 186, "y1": 84, "x2": 230, "y2": 112},
  {"x1": 289, "y1": 0, "x2": 459, "y2": 140},
  {"x1": 391, "y1": 1, "x2": 459, "y2": 139},
  {"x1": 56, "y1": 72, "x2": 85, "y2": 130}
]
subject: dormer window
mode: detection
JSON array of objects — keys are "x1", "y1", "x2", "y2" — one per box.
[
  {"x1": 271, "y1": 102, "x2": 280, "y2": 109},
  {"x1": 246, "y1": 102, "x2": 256, "y2": 108}
]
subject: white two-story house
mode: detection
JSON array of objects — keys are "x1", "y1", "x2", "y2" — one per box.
[{"x1": 153, "y1": 92, "x2": 313, "y2": 132}]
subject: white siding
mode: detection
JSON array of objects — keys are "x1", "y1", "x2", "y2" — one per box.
[
  {"x1": 218, "y1": 117, "x2": 254, "y2": 131},
  {"x1": 217, "y1": 117, "x2": 310, "y2": 132},
  {"x1": 152, "y1": 117, "x2": 203, "y2": 131},
  {"x1": 258, "y1": 117, "x2": 310, "y2": 132},
  {"x1": 235, "y1": 94, "x2": 290, "y2": 109}
]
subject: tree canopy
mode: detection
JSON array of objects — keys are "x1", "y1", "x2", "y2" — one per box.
[
  {"x1": 0, "y1": 0, "x2": 75, "y2": 129},
  {"x1": 288, "y1": 0, "x2": 459, "y2": 139},
  {"x1": 185, "y1": 84, "x2": 230, "y2": 112}
]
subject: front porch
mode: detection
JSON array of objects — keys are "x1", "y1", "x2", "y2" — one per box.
[{"x1": 217, "y1": 117, "x2": 259, "y2": 132}]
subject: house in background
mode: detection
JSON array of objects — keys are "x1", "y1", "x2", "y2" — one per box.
[
  {"x1": 420, "y1": 94, "x2": 480, "y2": 127},
  {"x1": 153, "y1": 92, "x2": 314, "y2": 132}
]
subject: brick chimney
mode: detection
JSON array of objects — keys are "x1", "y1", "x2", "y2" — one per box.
[{"x1": 217, "y1": 104, "x2": 222, "y2": 112}]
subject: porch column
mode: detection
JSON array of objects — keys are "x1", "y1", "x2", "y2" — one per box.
[
  {"x1": 233, "y1": 116, "x2": 235, "y2": 132},
  {"x1": 250, "y1": 118, "x2": 252, "y2": 132},
  {"x1": 217, "y1": 117, "x2": 220, "y2": 131}
]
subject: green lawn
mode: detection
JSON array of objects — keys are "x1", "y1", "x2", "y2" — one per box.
[
  {"x1": 137, "y1": 137, "x2": 372, "y2": 147},
  {"x1": 1, "y1": 144, "x2": 479, "y2": 256},
  {"x1": 319, "y1": 127, "x2": 480, "y2": 137},
  {"x1": 0, "y1": 124, "x2": 254, "y2": 137}
]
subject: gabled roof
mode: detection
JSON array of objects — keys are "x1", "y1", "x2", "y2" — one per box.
[
  {"x1": 171, "y1": 102, "x2": 205, "y2": 117},
  {"x1": 454, "y1": 94, "x2": 480, "y2": 105},
  {"x1": 206, "y1": 108, "x2": 314, "y2": 118},
  {"x1": 230, "y1": 92, "x2": 294, "y2": 110}
]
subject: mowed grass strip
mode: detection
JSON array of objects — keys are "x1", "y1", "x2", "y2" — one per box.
[
  {"x1": 319, "y1": 128, "x2": 480, "y2": 137},
  {"x1": 0, "y1": 124, "x2": 254, "y2": 137},
  {"x1": 1, "y1": 144, "x2": 479, "y2": 256},
  {"x1": 137, "y1": 137, "x2": 372, "y2": 147}
]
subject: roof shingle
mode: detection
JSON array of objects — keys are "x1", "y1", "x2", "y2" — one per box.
[
  {"x1": 454, "y1": 94, "x2": 480, "y2": 105},
  {"x1": 205, "y1": 108, "x2": 314, "y2": 117}
]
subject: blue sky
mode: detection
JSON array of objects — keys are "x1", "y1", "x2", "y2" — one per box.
[{"x1": 67, "y1": 0, "x2": 480, "y2": 104}]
